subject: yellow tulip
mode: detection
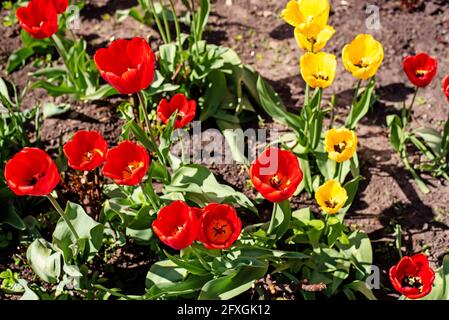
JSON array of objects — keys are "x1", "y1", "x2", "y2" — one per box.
[
  {"x1": 300, "y1": 52, "x2": 336, "y2": 89},
  {"x1": 342, "y1": 34, "x2": 384, "y2": 80},
  {"x1": 315, "y1": 180, "x2": 348, "y2": 214},
  {"x1": 282, "y1": 0, "x2": 330, "y2": 37},
  {"x1": 324, "y1": 128, "x2": 357, "y2": 162},
  {"x1": 294, "y1": 25, "x2": 335, "y2": 53}
]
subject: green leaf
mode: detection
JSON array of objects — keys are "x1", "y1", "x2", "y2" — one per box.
[
  {"x1": 158, "y1": 43, "x2": 177, "y2": 73},
  {"x1": 0, "y1": 204, "x2": 26, "y2": 230},
  {"x1": 298, "y1": 156, "x2": 313, "y2": 194},
  {"x1": 83, "y1": 85, "x2": 117, "y2": 101},
  {"x1": 216, "y1": 120, "x2": 248, "y2": 164},
  {"x1": 232, "y1": 246, "x2": 307, "y2": 260},
  {"x1": 198, "y1": 263, "x2": 268, "y2": 300},
  {"x1": 256, "y1": 76, "x2": 305, "y2": 138},
  {"x1": 147, "y1": 274, "x2": 212, "y2": 299},
  {"x1": 441, "y1": 118, "x2": 449, "y2": 153},
  {"x1": 42, "y1": 103, "x2": 71, "y2": 119},
  {"x1": 413, "y1": 127, "x2": 442, "y2": 156},
  {"x1": 200, "y1": 70, "x2": 227, "y2": 121},
  {"x1": 145, "y1": 260, "x2": 189, "y2": 289},
  {"x1": 53, "y1": 202, "x2": 103, "y2": 262},
  {"x1": 0, "y1": 76, "x2": 14, "y2": 107},
  {"x1": 18, "y1": 280, "x2": 39, "y2": 300},
  {"x1": 26, "y1": 238, "x2": 62, "y2": 283},
  {"x1": 267, "y1": 200, "x2": 291, "y2": 241},
  {"x1": 316, "y1": 151, "x2": 336, "y2": 180},
  {"x1": 31, "y1": 81, "x2": 78, "y2": 96},
  {"x1": 309, "y1": 109, "x2": 325, "y2": 150},
  {"x1": 159, "y1": 111, "x2": 178, "y2": 166},
  {"x1": 32, "y1": 67, "x2": 67, "y2": 78},
  {"x1": 387, "y1": 114, "x2": 404, "y2": 152},
  {"x1": 345, "y1": 78, "x2": 376, "y2": 130},
  {"x1": 165, "y1": 164, "x2": 257, "y2": 213},
  {"x1": 344, "y1": 280, "x2": 377, "y2": 300},
  {"x1": 336, "y1": 175, "x2": 364, "y2": 221},
  {"x1": 164, "y1": 251, "x2": 209, "y2": 276},
  {"x1": 7, "y1": 47, "x2": 35, "y2": 74},
  {"x1": 195, "y1": 0, "x2": 211, "y2": 40},
  {"x1": 338, "y1": 231, "x2": 373, "y2": 280},
  {"x1": 409, "y1": 135, "x2": 436, "y2": 161},
  {"x1": 307, "y1": 220, "x2": 325, "y2": 248}
]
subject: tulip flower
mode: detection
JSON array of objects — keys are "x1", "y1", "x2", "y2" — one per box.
[
  {"x1": 300, "y1": 52, "x2": 337, "y2": 89},
  {"x1": 102, "y1": 141, "x2": 150, "y2": 186},
  {"x1": 157, "y1": 93, "x2": 197, "y2": 129},
  {"x1": 16, "y1": 0, "x2": 58, "y2": 39},
  {"x1": 315, "y1": 180, "x2": 348, "y2": 214},
  {"x1": 342, "y1": 34, "x2": 384, "y2": 80},
  {"x1": 389, "y1": 254, "x2": 435, "y2": 299},
  {"x1": 249, "y1": 147, "x2": 303, "y2": 203},
  {"x1": 197, "y1": 203, "x2": 242, "y2": 250},
  {"x1": 51, "y1": 0, "x2": 68, "y2": 14},
  {"x1": 443, "y1": 76, "x2": 449, "y2": 103},
  {"x1": 63, "y1": 130, "x2": 108, "y2": 171},
  {"x1": 94, "y1": 37, "x2": 156, "y2": 95},
  {"x1": 324, "y1": 128, "x2": 357, "y2": 163},
  {"x1": 4, "y1": 148, "x2": 60, "y2": 196},
  {"x1": 403, "y1": 53, "x2": 438, "y2": 88},
  {"x1": 282, "y1": 0, "x2": 330, "y2": 37},
  {"x1": 294, "y1": 25, "x2": 335, "y2": 53},
  {"x1": 152, "y1": 200, "x2": 200, "y2": 250}
]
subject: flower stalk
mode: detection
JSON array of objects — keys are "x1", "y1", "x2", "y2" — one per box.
[{"x1": 47, "y1": 194, "x2": 80, "y2": 242}]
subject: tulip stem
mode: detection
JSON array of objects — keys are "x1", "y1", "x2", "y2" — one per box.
[
  {"x1": 190, "y1": 246, "x2": 212, "y2": 272},
  {"x1": 304, "y1": 84, "x2": 310, "y2": 107},
  {"x1": 140, "y1": 182, "x2": 159, "y2": 212},
  {"x1": 137, "y1": 91, "x2": 152, "y2": 136},
  {"x1": 168, "y1": 0, "x2": 183, "y2": 54},
  {"x1": 407, "y1": 87, "x2": 419, "y2": 117},
  {"x1": 137, "y1": 91, "x2": 171, "y2": 184},
  {"x1": 336, "y1": 162, "x2": 343, "y2": 183},
  {"x1": 160, "y1": 0, "x2": 172, "y2": 43},
  {"x1": 51, "y1": 35, "x2": 77, "y2": 87},
  {"x1": 351, "y1": 79, "x2": 362, "y2": 108},
  {"x1": 47, "y1": 194, "x2": 80, "y2": 242},
  {"x1": 149, "y1": 0, "x2": 168, "y2": 44}
]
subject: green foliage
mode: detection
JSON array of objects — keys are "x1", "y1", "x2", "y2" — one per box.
[
  {"x1": 387, "y1": 102, "x2": 449, "y2": 193},
  {"x1": 257, "y1": 75, "x2": 364, "y2": 201},
  {"x1": 31, "y1": 35, "x2": 116, "y2": 101},
  {"x1": 165, "y1": 164, "x2": 256, "y2": 213}
]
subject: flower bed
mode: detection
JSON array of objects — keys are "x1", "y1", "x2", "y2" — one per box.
[{"x1": 0, "y1": 0, "x2": 448, "y2": 301}]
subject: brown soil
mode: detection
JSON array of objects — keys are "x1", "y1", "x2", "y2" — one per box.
[{"x1": 1, "y1": 0, "x2": 449, "y2": 300}]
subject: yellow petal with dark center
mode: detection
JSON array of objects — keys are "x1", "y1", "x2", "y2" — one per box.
[
  {"x1": 324, "y1": 128, "x2": 358, "y2": 163},
  {"x1": 342, "y1": 34, "x2": 384, "y2": 80},
  {"x1": 315, "y1": 179, "x2": 348, "y2": 214},
  {"x1": 300, "y1": 52, "x2": 337, "y2": 89}
]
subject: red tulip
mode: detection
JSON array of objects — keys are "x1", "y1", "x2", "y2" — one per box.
[
  {"x1": 63, "y1": 130, "x2": 108, "y2": 171},
  {"x1": 442, "y1": 76, "x2": 449, "y2": 103},
  {"x1": 51, "y1": 0, "x2": 68, "y2": 14},
  {"x1": 16, "y1": 0, "x2": 58, "y2": 39},
  {"x1": 197, "y1": 203, "x2": 242, "y2": 250},
  {"x1": 191, "y1": 207, "x2": 203, "y2": 220},
  {"x1": 152, "y1": 200, "x2": 199, "y2": 250},
  {"x1": 403, "y1": 53, "x2": 438, "y2": 88},
  {"x1": 157, "y1": 94, "x2": 196, "y2": 129},
  {"x1": 4, "y1": 148, "x2": 60, "y2": 196},
  {"x1": 389, "y1": 254, "x2": 435, "y2": 299},
  {"x1": 249, "y1": 147, "x2": 303, "y2": 203},
  {"x1": 94, "y1": 37, "x2": 156, "y2": 95},
  {"x1": 102, "y1": 141, "x2": 149, "y2": 186}
]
